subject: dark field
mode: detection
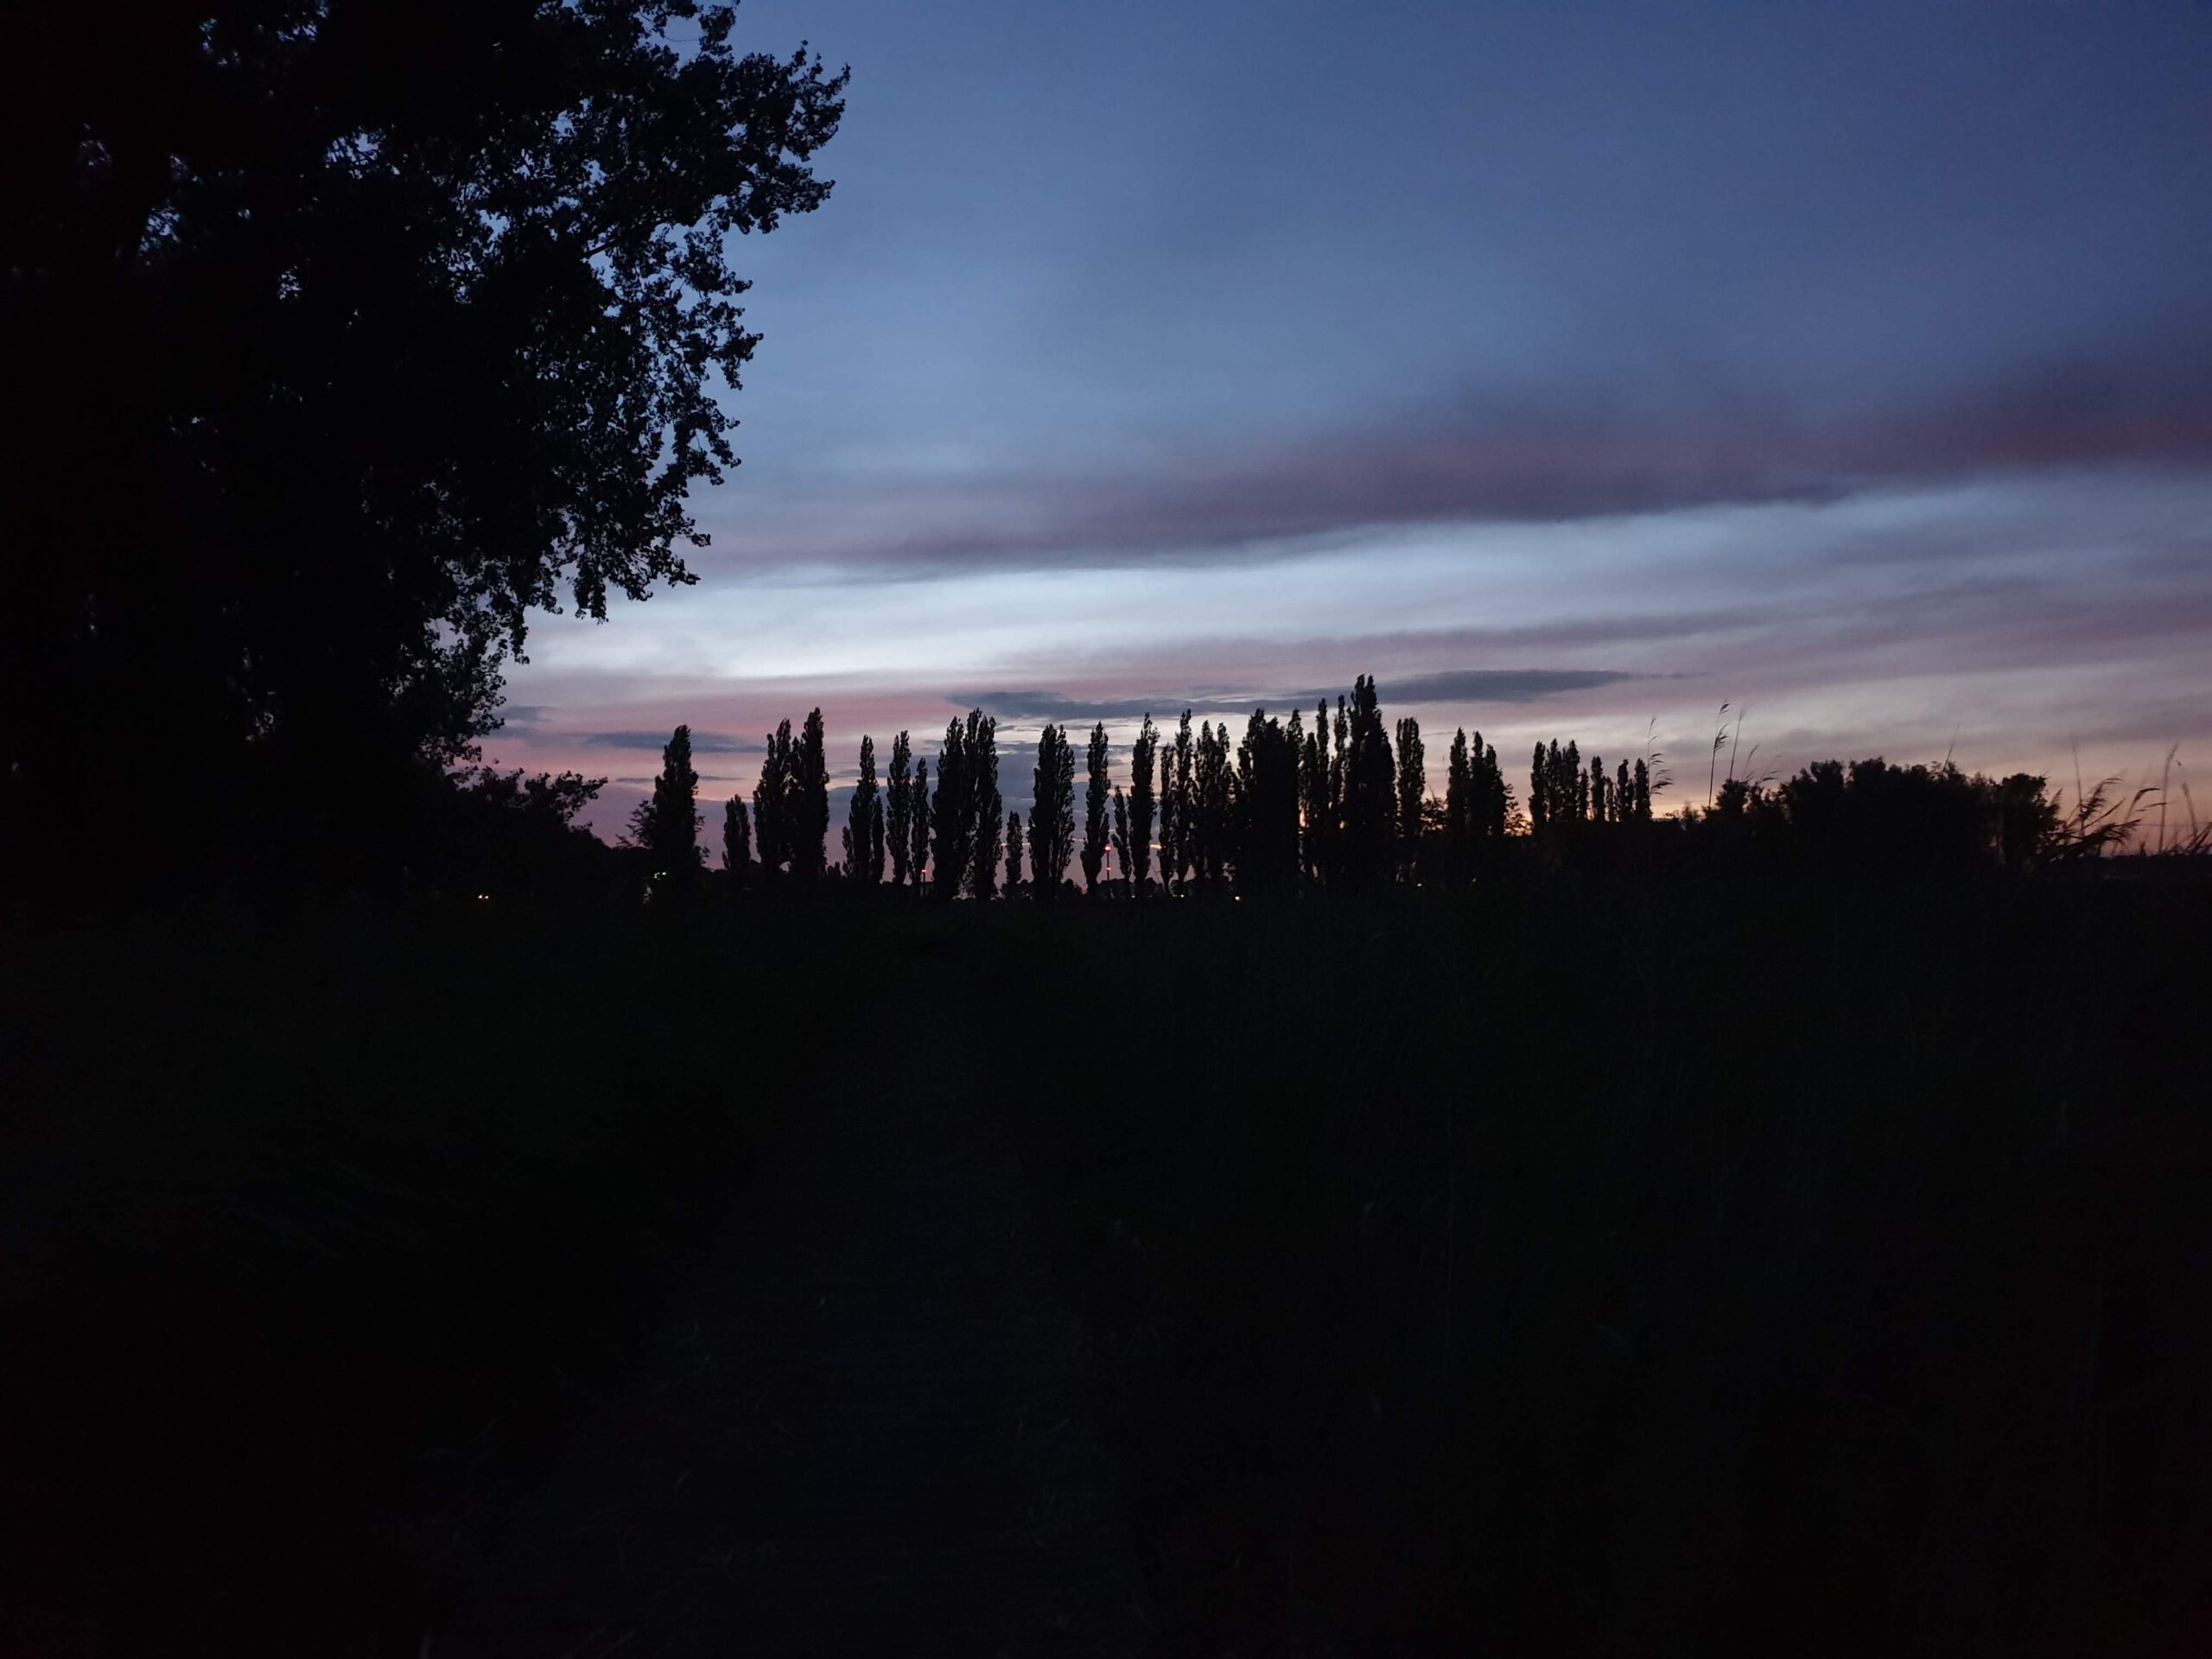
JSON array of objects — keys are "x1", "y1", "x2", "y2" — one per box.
[{"x1": 4, "y1": 870, "x2": 2209, "y2": 1656}]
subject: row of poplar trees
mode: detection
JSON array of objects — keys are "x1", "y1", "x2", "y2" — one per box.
[{"x1": 635, "y1": 678, "x2": 1658, "y2": 898}]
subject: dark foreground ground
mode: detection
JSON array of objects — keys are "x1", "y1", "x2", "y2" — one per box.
[{"x1": 3, "y1": 870, "x2": 2209, "y2": 1656}]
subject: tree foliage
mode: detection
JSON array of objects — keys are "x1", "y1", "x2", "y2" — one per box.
[
  {"x1": 886, "y1": 730, "x2": 913, "y2": 887},
  {"x1": 1081, "y1": 721, "x2": 1111, "y2": 893},
  {"x1": 6, "y1": 2, "x2": 847, "y2": 887},
  {"x1": 1030, "y1": 723, "x2": 1077, "y2": 898},
  {"x1": 627, "y1": 723, "x2": 702, "y2": 874},
  {"x1": 842, "y1": 732, "x2": 883, "y2": 886}
]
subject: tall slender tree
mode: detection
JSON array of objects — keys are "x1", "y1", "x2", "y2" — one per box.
[
  {"x1": 1006, "y1": 811, "x2": 1025, "y2": 894},
  {"x1": 1111, "y1": 785, "x2": 1133, "y2": 893},
  {"x1": 1233, "y1": 709, "x2": 1300, "y2": 894},
  {"x1": 911, "y1": 757, "x2": 931, "y2": 887},
  {"x1": 1445, "y1": 728, "x2": 1473, "y2": 879},
  {"x1": 754, "y1": 719, "x2": 793, "y2": 875},
  {"x1": 629, "y1": 724, "x2": 702, "y2": 875},
  {"x1": 1301, "y1": 702, "x2": 1332, "y2": 887},
  {"x1": 1128, "y1": 714, "x2": 1159, "y2": 895},
  {"x1": 1081, "y1": 722, "x2": 1111, "y2": 893},
  {"x1": 1163, "y1": 711, "x2": 1196, "y2": 894},
  {"x1": 842, "y1": 733, "x2": 883, "y2": 885},
  {"x1": 931, "y1": 718, "x2": 971, "y2": 899},
  {"x1": 790, "y1": 709, "x2": 829, "y2": 883},
  {"x1": 971, "y1": 718, "x2": 1003, "y2": 899},
  {"x1": 1192, "y1": 720, "x2": 1234, "y2": 889},
  {"x1": 887, "y1": 730, "x2": 913, "y2": 887},
  {"x1": 1342, "y1": 677, "x2": 1395, "y2": 889},
  {"x1": 1030, "y1": 723, "x2": 1077, "y2": 898},
  {"x1": 722, "y1": 794, "x2": 753, "y2": 886},
  {"x1": 1395, "y1": 716, "x2": 1426, "y2": 881}
]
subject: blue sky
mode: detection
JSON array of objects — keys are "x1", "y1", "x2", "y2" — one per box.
[{"x1": 489, "y1": 0, "x2": 2212, "y2": 841}]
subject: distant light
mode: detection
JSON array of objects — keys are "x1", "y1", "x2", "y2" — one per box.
[{"x1": 476, "y1": 893, "x2": 491, "y2": 901}]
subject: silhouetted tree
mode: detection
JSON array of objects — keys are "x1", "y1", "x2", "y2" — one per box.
[
  {"x1": 972, "y1": 722, "x2": 1003, "y2": 899},
  {"x1": 1632, "y1": 758, "x2": 1652, "y2": 822},
  {"x1": 1007, "y1": 811, "x2": 1026, "y2": 893},
  {"x1": 1192, "y1": 720, "x2": 1235, "y2": 889},
  {"x1": 1446, "y1": 728, "x2": 1474, "y2": 877},
  {"x1": 723, "y1": 795, "x2": 753, "y2": 886},
  {"x1": 1590, "y1": 753, "x2": 1609, "y2": 825},
  {"x1": 1342, "y1": 677, "x2": 1395, "y2": 889},
  {"x1": 1163, "y1": 713, "x2": 1197, "y2": 894},
  {"x1": 887, "y1": 730, "x2": 914, "y2": 887},
  {"x1": 1111, "y1": 786, "x2": 1134, "y2": 893},
  {"x1": 911, "y1": 758, "x2": 931, "y2": 889},
  {"x1": 790, "y1": 709, "x2": 829, "y2": 884},
  {"x1": 1395, "y1": 717, "x2": 1425, "y2": 881},
  {"x1": 1030, "y1": 724, "x2": 1077, "y2": 898},
  {"x1": 1233, "y1": 709, "x2": 1302, "y2": 894},
  {"x1": 1082, "y1": 722, "x2": 1111, "y2": 893},
  {"x1": 628, "y1": 725, "x2": 702, "y2": 876},
  {"x1": 754, "y1": 720, "x2": 793, "y2": 877},
  {"x1": 931, "y1": 720, "x2": 972, "y2": 900},
  {"x1": 842, "y1": 734, "x2": 883, "y2": 887},
  {"x1": 1128, "y1": 714, "x2": 1159, "y2": 895},
  {"x1": 1302, "y1": 704, "x2": 1333, "y2": 887},
  {"x1": 9, "y1": 7, "x2": 847, "y2": 891}
]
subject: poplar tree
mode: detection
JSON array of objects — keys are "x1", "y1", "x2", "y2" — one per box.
[
  {"x1": 931, "y1": 718, "x2": 970, "y2": 900},
  {"x1": 971, "y1": 717, "x2": 1002, "y2": 899},
  {"x1": 1617, "y1": 760, "x2": 1632, "y2": 827},
  {"x1": 1530, "y1": 742, "x2": 1550, "y2": 835},
  {"x1": 1030, "y1": 723, "x2": 1076, "y2": 898},
  {"x1": 1128, "y1": 714, "x2": 1159, "y2": 895},
  {"x1": 1111, "y1": 785, "x2": 1133, "y2": 893},
  {"x1": 1301, "y1": 702, "x2": 1332, "y2": 887},
  {"x1": 1006, "y1": 811, "x2": 1025, "y2": 893},
  {"x1": 1081, "y1": 722, "x2": 1111, "y2": 892},
  {"x1": 1395, "y1": 715, "x2": 1426, "y2": 881},
  {"x1": 911, "y1": 757, "x2": 931, "y2": 887},
  {"x1": 842, "y1": 733, "x2": 883, "y2": 886},
  {"x1": 1342, "y1": 677, "x2": 1395, "y2": 889},
  {"x1": 887, "y1": 730, "x2": 913, "y2": 887},
  {"x1": 1446, "y1": 728, "x2": 1473, "y2": 877},
  {"x1": 1591, "y1": 753, "x2": 1608, "y2": 824},
  {"x1": 723, "y1": 794, "x2": 753, "y2": 886},
  {"x1": 1192, "y1": 719, "x2": 1234, "y2": 889},
  {"x1": 754, "y1": 719, "x2": 793, "y2": 874},
  {"x1": 1163, "y1": 711, "x2": 1196, "y2": 893},
  {"x1": 790, "y1": 708, "x2": 829, "y2": 884},
  {"x1": 1633, "y1": 758, "x2": 1653, "y2": 822},
  {"x1": 1233, "y1": 709, "x2": 1300, "y2": 894},
  {"x1": 629, "y1": 724, "x2": 702, "y2": 876}
]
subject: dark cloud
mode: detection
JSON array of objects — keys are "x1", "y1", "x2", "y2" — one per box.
[
  {"x1": 714, "y1": 335, "x2": 2212, "y2": 580},
  {"x1": 958, "y1": 670, "x2": 1640, "y2": 723},
  {"x1": 578, "y1": 729, "x2": 765, "y2": 754}
]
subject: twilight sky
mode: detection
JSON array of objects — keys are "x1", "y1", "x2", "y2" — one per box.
[{"x1": 487, "y1": 0, "x2": 2212, "y2": 842}]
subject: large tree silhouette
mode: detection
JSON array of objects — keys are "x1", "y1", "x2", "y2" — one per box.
[
  {"x1": 628, "y1": 724, "x2": 702, "y2": 876},
  {"x1": 886, "y1": 731, "x2": 914, "y2": 887},
  {"x1": 842, "y1": 733, "x2": 882, "y2": 886},
  {"x1": 790, "y1": 709, "x2": 829, "y2": 884},
  {"x1": 1082, "y1": 722, "x2": 1111, "y2": 893},
  {"x1": 1128, "y1": 714, "x2": 1159, "y2": 895},
  {"x1": 754, "y1": 719, "x2": 794, "y2": 877},
  {"x1": 1030, "y1": 724, "x2": 1077, "y2": 899},
  {"x1": 6, "y1": 3, "x2": 846, "y2": 889},
  {"x1": 1395, "y1": 716, "x2": 1425, "y2": 882}
]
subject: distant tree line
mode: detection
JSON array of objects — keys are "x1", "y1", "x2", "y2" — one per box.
[{"x1": 589, "y1": 677, "x2": 2158, "y2": 906}]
